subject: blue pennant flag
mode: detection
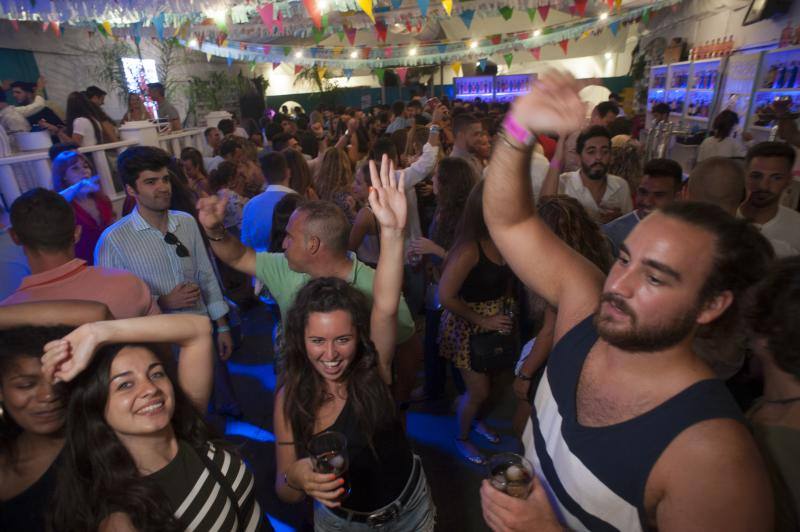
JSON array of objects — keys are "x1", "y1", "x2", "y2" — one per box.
[
  {"x1": 311, "y1": 47, "x2": 318, "y2": 58},
  {"x1": 609, "y1": 21, "x2": 619, "y2": 36},
  {"x1": 227, "y1": 56, "x2": 233, "y2": 67},
  {"x1": 131, "y1": 20, "x2": 142, "y2": 46},
  {"x1": 418, "y1": 0, "x2": 430, "y2": 18},
  {"x1": 344, "y1": 68, "x2": 353, "y2": 80},
  {"x1": 459, "y1": 9, "x2": 475, "y2": 29},
  {"x1": 478, "y1": 58, "x2": 488, "y2": 70},
  {"x1": 391, "y1": 0, "x2": 403, "y2": 9},
  {"x1": 152, "y1": 13, "x2": 165, "y2": 41},
  {"x1": 437, "y1": 44, "x2": 447, "y2": 55}
]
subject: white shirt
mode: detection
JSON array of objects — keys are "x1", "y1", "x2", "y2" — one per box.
[
  {"x1": 529, "y1": 149, "x2": 550, "y2": 197},
  {"x1": 697, "y1": 136, "x2": 748, "y2": 162},
  {"x1": 0, "y1": 106, "x2": 32, "y2": 135},
  {"x1": 533, "y1": 170, "x2": 633, "y2": 221},
  {"x1": 741, "y1": 205, "x2": 800, "y2": 257},
  {"x1": 72, "y1": 117, "x2": 99, "y2": 146},
  {"x1": 205, "y1": 155, "x2": 224, "y2": 173}
]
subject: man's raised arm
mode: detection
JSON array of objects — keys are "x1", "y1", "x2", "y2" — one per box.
[
  {"x1": 196, "y1": 195, "x2": 257, "y2": 276},
  {"x1": 484, "y1": 71, "x2": 605, "y2": 340}
]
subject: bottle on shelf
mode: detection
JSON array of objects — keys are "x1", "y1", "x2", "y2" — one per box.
[
  {"x1": 780, "y1": 21, "x2": 793, "y2": 48},
  {"x1": 765, "y1": 63, "x2": 779, "y2": 88},
  {"x1": 709, "y1": 70, "x2": 717, "y2": 90},
  {"x1": 775, "y1": 63, "x2": 787, "y2": 89},
  {"x1": 788, "y1": 62, "x2": 799, "y2": 89}
]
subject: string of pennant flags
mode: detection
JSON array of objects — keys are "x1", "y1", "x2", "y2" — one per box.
[{"x1": 181, "y1": 0, "x2": 679, "y2": 73}]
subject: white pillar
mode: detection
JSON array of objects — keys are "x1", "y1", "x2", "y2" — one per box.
[
  {"x1": 0, "y1": 165, "x2": 22, "y2": 207},
  {"x1": 119, "y1": 121, "x2": 161, "y2": 148},
  {"x1": 206, "y1": 111, "x2": 232, "y2": 128}
]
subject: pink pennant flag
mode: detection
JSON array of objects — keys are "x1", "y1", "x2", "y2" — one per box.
[
  {"x1": 559, "y1": 39, "x2": 569, "y2": 55},
  {"x1": 273, "y1": 62, "x2": 281, "y2": 70},
  {"x1": 42, "y1": 21, "x2": 50, "y2": 32},
  {"x1": 302, "y1": 0, "x2": 323, "y2": 29},
  {"x1": 384, "y1": 46, "x2": 393, "y2": 59},
  {"x1": 574, "y1": 0, "x2": 588, "y2": 17},
  {"x1": 276, "y1": 11, "x2": 284, "y2": 33},
  {"x1": 345, "y1": 26, "x2": 357, "y2": 46},
  {"x1": 295, "y1": 65, "x2": 304, "y2": 74},
  {"x1": 518, "y1": 31, "x2": 530, "y2": 40},
  {"x1": 52, "y1": 21, "x2": 61, "y2": 37},
  {"x1": 530, "y1": 47, "x2": 541, "y2": 60},
  {"x1": 375, "y1": 20, "x2": 387, "y2": 42},
  {"x1": 258, "y1": 3, "x2": 274, "y2": 32},
  {"x1": 263, "y1": 45, "x2": 271, "y2": 55},
  {"x1": 538, "y1": 5, "x2": 550, "y2": 22},
  {"x1": 405, "y1": 20, "x2": 412, "y2": 33},
  {"x1": 396, "y1": 67, "x2": 408, "y2": 83}
]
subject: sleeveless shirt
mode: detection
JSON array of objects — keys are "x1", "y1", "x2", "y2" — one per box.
[
  {"x1": 522, "y1": 315, "x2": 744, "y2": 531},
  {"x1": 458, "y1": 242, "x2": 513, "y2": 302},
  {"x1": 323, "y1": 399, "x2": 414, "y2": 513}
]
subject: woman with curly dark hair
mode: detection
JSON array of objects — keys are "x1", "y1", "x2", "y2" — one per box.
[
  {"x1": 511, "y1": 195, "x2": 612, "y2": 435},
  {"x1": 744, "y1": 257, "x2": 800, "y2": 532},
  {"x1": 41, "y1": 314, "x2": 270, "y2": 531},
  {"x1": 284, "y1": 148, "x2": 319, "y2": 200},
  {"x1": 274, "y1": 157, "x2": 435, "y2": 531}
]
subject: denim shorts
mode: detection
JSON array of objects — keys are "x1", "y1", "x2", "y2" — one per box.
[{"x1": 313, "y1": 456, "x2": 436, "y2": 531}]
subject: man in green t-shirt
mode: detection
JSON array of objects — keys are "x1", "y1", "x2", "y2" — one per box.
[{"x1": 195, "y1": 197, "x2": 417, "y2": 352}]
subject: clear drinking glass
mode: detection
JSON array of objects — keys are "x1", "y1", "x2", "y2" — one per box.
[
  {"x1": 487, "y1": 452, "x2": 534, "y2": 499},
  {"x1": 308, "y1": 431, "x2": 350, "y2": 499}
]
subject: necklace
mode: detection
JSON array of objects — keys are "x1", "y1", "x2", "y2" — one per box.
[{"x1": 764, "y1": 396, "x2": 800, "y2": 405}]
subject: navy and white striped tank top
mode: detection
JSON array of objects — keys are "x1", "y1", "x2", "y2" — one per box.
[{"x1": 522, "y1": 315, "x2": 744, "y2": 531}]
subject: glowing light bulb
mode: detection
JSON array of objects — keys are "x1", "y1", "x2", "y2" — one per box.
[
  {"x1": 599, "y1": 12, "x2": 609, "y2": 21},
  {"x1": 188, "y1": 38, "x2": 199, "y2": 48},
  {"x1": 476, "y1": 62, "x2": 481, "y2": 67},
  {"x1": 604, "y1": 52, "x2": 612, "y2": 60},
  {"x1": 295, "y1": 51, "x2": 303, "y2": 58},
  {"x1": 533, "y1": 29, "x2": 542, "y2": 37},
  {"x1": 409, "y1": 47, "x2": 417, "y2": 56},
  {"x1": 350, "y1": 51, "x2": 358, "y2": 58},
  {"x1": 317, "y1": 0, "x2": 328, "y2": 10},
  {"x1": 470, "y1": 40, "x2": 478, "y2": 49}
]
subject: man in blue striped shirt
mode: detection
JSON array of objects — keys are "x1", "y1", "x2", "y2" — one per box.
[{"x1": 95, "y1": 146, "x2": 238, "y2": 411}]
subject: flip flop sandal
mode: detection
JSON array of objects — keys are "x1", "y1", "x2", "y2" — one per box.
[
  {"x1": 473, "y1": 424, "x2": 501, "y2": 444},
  {"x1": 455, "y1": 438, "x2": 486, "y2": 465}
]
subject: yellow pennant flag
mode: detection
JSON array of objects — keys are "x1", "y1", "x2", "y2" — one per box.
[
  {"x1": 206, "y1": 53, "x2": 212, "y2": 62},
  {"x1": 333, "y1": 47, "x2": 343, "y2": 57},
  {"x1": 357, "y1": 0, "x2": 375, "y2": 23},
  {"x1": 442, "y1": 0, "x2": 453, "y2": 16},
  {"x1": 614, "y1": 0, "x2": 621, "y2": 12},
  {"x1": 102, "y1": 20, "x2": 113, "y2": 36},
  {"x1": 318, "y1": 67, "x2": 328, "y2": 78},
  {"x1": 451, "y1": 62, "x2": 462, "y2": 76}
]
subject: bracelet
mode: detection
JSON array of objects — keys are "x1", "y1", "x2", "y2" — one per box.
[
  {"x1": 216, "y1": 325, "x2": 231, "y2": 333},
  {"x1": 284, "y1": 472, "x2": 303, "y2": 491},
  {"x1": 549, "y1": 160, "x2": 563, "y2": 171},
  {"x1": 497, "y1": 131, "x2": 532, "y2": 152},
  {"x1": 502, "y1": 114, "x2": 535, "y2": 147}
]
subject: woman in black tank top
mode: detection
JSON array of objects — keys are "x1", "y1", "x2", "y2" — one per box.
[
  {"x1": 274, "y1": 158, "x2": 436, "y2": 531},
  {"x1": 438, "y1": 180, "x2": 517, "y2": 465}
]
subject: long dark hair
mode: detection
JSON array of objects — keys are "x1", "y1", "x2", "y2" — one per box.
[
  {"x1": 269, "y1": 193, "x2": 305, "y2": 253},
  {"x1": 430, "y1": 157, "x2": 476, "y2": 250},
  {"x1": 712, "y1": 110, "x2": 739, "y2": 140},
  {"x1": 65, "y1": 91, "x2": 102, "y2": 142},
  {"x1": 284, "y1": 149, "x2": 314, "y2": 197},
  {"x1": 444, "y1": 179, "x2": 488, "y2": 268},
  {"x1": 281, "y1": 278, "x2": 396, "y2": 454},
  {"x1": 50, "y1": 343, "x2": 211, "y2": 532}
]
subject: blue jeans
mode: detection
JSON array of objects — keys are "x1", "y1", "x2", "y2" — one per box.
[{"x1": 313, "y1": 456, "x2": 436, "y2": 531}]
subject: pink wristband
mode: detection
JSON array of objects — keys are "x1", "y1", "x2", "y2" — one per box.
[{"x1": 502, "y1": 114, "x2": 534, "y2": 147}]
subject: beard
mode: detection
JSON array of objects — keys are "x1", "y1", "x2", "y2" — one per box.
[
  {"x1": 594, "y1": 293, "x2": 699, "y2": 352},
  {"x1": 746, "y1": 191, "x2": 778, "y2": 209},
  {"x1": 582, "y1": 162, "x2": 607, "y2": 181}
]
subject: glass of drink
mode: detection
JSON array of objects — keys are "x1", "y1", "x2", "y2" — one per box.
[
  {"x1": 487, "y1": 453, "x2": 534, "y2": 499},
  {"x1": 308, "y1": 431, "x2": 350, "y2": 499}
]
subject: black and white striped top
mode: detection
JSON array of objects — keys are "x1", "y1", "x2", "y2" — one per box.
[{"x1": 149, "y1": 440, "x2": 268, "y2": 532}]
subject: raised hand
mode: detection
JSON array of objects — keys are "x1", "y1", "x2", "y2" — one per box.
[
  {"x1": 41, "y1": 323, "x2": 105, "y2": 384},
  {"x1": 510, "y1": 71, "x2": 589, "y2": 136},
  {"x1": 196, "y1": 195, "x2": 228, "y2": 233},
  {"x1": 368, "y1": 154, "x2": 407, "y2": 234}
]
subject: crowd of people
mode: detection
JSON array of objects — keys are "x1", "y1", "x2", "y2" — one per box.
[{"x1": 1, "y1": 70, "x2": 799, "y2": 531}]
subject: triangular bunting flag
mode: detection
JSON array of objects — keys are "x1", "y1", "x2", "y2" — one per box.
[
  {"x1": 283, "y1": 46, "x2": 292, "y2": 57},
  {"x1": 11, "y1": 19, "x2": 19, "y2": 31},
  {"x1": 257, "y1": 3, "x2": 273, "y2": 30},
  {"x1": 391, "y1": 0, "x2": 403, "y2": 8},
  {"x1": 318, "y1": 67, "x2": 327, "y2": 79},
  {"x1": 442, "y1": 0, "x2": 453, "y2": 16},
  {"x1": 42, "y1": 21, "x2": 49, "y2": 32},
  {"x1": 527, "y1": 8, "x2": 537, "y2": 23},
  {"x1": 607, "y1": 0, "x2": 614, "y2": 9},
  {"x1": 276, "y1": 11, "x2": 284, "y2": 34},
  {"x1": 609, "y1": 21, "x2": 619, "y2": 36},
  {"x1": 345, "y1": 26, "x2": 357, "y2": 46},
  {"x1": 615, "y1": 0, "x2": 621, "y2": 12},
  {"x1": 250, "y1": 61, "x2": 257, "y2": 73},
  {"x1": 530, "y1": 47, "x2": 541, "y2": 60},
  {"x1": 460, "y1": 9, "x2": 475, "y2": 29},
  {"x1": 102, "y1": 20, "x2": 113, "y2": 36},
  {"x1": 437, "y1": 44, "x2": 447, "y2": 55},
  {"x1": 418, "y1": 0, "x2": 430, "y2": 18},
  {"x1": 478, "y1": 58, "x2": 488, "y2": 70},
  {"x1": 396, "y1": 67, "x2": 408, "y2": 83},
  {"x1": 574, "y1": 0, "x2": 588, "y2": 17},
  {"x1": 375, "y1": 68, "x2": 386, "y2": 84},
  {"x1": 451, "y1": 62, "x2": 461, "y2": 76},
  {"x1": 642, "y1": 8, "x2": 650, "y2": 24},
  {"x1": 302, "y1": 0, "x2": 323, "y2": 29},
  {"x1": 490, "y1": 34, "x2": 502, "y2": 45},
  {"x1": 499, "y1": 7, "x2": 513, "y2": 21},
  {"x1": 376, "y1": 20, "x2": 387, "y2": 42},
  {"x1": 310, "y1": 47, "x2": 319, "y2": 58},
  {"x1": 51, "y1": 21, "x2": 61, "y2": 37},
  {"x1": 273, "y1": 62, "x2": 281, "y2": 70},
  {"x1": 312, "y1": 27, "x2": 325, "y2": 44},
  {"x1": 344, "y1": 68, "x2": 354, "y2": 80},
  {"x1": 295, "y1": 65, "x2": 304, "y2": 74},
  {"x1": 263, "y1": 45, "x2": 271, "y2": 55},
  {"x1": 227, "y1": 56, "x2": 233, "y2": 67},
  {"x1": 559, "y1": 39, "x2": 569, "y2": 55},
  {"x1": 152, "y1": 13, "x2": 165, "y2": 41},
  {"x1": 503, "y1": 53, "x2": 513, "y2": 68},
  {"x1": 538, "y1": 5, "x2": 550, "y2": 22},
  {"x1": 384, "y1": 46, "x2": 394, "y2": 58},
  {"x1": 364, "y1": 46, "x2": 372, "y2": 58},
  {"x1": 206, "y1": 53, "x2": 213, "y2": 62},
  {"x1": 337, "y1": 30, "x2": 345, "y2": 42},
  {"x1": 96, "y1": 22, "x2": 108, "y2": 37},
  {"x1": 357, "y1": 0, "x2": 375, "y2": 23}
]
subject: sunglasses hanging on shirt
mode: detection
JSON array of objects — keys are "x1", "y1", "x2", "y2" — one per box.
[{"x1": 164, "y1": 232, "x2": 190, "y2": 258}]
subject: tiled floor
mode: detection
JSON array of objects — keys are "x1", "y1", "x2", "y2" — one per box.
[{"x1": 214, "y1": 303, "x2": 523, "y2": 532}]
